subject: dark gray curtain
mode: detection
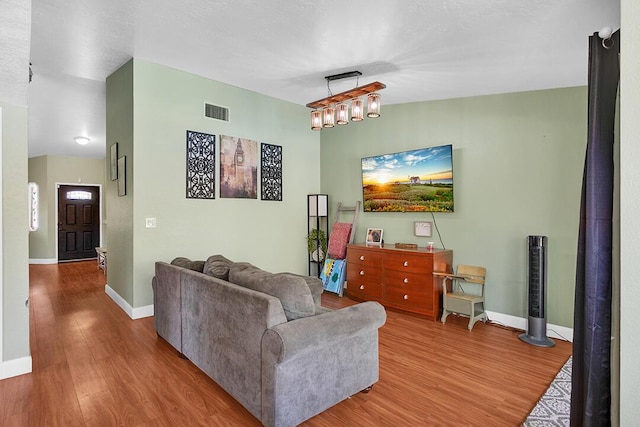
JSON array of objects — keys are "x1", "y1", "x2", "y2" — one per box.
[{"x1": 571, "y1": 29, "x2": 619, "y2": 426}]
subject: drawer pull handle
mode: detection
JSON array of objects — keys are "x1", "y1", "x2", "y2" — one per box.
[
  {"x1": 403, "y1": 278, "x2": 409, "y2": 284},
  {"x1": 403, "y1": 261, "x2": 409, "y2": 267},
  {"x1": 360, "y1": 255, "x2": 365, "y2": 261},
  {"x1": 403, "y1": 294, "x2": 409, "y2": 300},
  {"x1": 359, "y1": 285, "x2": 365, "y2": 290},
  {"x1": 360, "y1": 270, "x2": 365, "y2": 276}
]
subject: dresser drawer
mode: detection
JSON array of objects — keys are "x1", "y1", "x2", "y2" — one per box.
[
  {"x1": 347, "y1": 248, "x2": 383, "y2": 266},
  {"x1": 384, "y1": 285, "x2": 433, "y2": 311},
  {"x1": 347, "y1": 263, "x2": 382, "y2": 281},
  {"x1": 346, "y1": 271, "x2": 383, "y2": 300},
  {"x1": 384, "y1": 269, "x2": 430, "y2": 288},
  {"x1": 383, "y1": 252, "x2": 431, "y2": 274}
]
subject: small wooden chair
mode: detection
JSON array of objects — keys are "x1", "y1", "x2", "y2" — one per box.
[{"x1": 438, "y1": 265, "x2": 487, "y2": 330}]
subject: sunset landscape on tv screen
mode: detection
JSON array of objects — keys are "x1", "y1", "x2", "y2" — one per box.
[{"x1": 361, "y1": 144, "x2": 454, "y2": 213}]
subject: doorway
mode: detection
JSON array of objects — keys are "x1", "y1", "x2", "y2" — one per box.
[{"x1": 57, "y1": 184, "x2": 101, "y2": 261}]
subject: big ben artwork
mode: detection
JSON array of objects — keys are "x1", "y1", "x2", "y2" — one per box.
[{"x1": 220, "y1": 135, "x2": 257, "y2": 199}]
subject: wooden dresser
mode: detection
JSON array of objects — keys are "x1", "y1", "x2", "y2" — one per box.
[{"x1": 346, "y1": 244, "x2": 453, "y2": 320}]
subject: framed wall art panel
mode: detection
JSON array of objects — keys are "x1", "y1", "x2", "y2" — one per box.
[
  {"x1": 186, "y1": 130, "x2": 216, "y2": 199},
  {"x1": 261, "y1": 143, "x2": 282, "y2": 201},
  {"x1": 219, "y1": 135, "x2": 257, "y2": 199}
]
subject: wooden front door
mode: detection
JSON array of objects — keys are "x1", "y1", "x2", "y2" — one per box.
[{"x1": 58, "y1": 185, "x2": 100, "y2": 261}]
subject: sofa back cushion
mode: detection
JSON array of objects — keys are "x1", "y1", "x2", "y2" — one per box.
[
  {"x1": 170, "y1": 257, "x2": 205, "y2": 272},
  {"x1": 229, "y1": 263, "x2": 316, "y2": 321},
  {"x1": 203, "y1": 254, "x2": 234, "y2": 280}
]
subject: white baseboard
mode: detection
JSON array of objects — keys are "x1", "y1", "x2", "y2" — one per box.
[
  {"x1": 105, "y1": 284, "x2": 154, "y2": 320},
  {"x1": 486, "y1": 310, "x2": 573, "y2": 342},
  {"x1": 1, "y1": 356, "x2": 32, "y2": 379},
  {"x1": 29, "y1": 258, "x2": 57, "y2": 264}
]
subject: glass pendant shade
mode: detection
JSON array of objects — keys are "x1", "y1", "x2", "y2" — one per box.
[
  {"x1": 311, "y1": 110, "x2": 322, "y2": 131},
  {"x1": 323, "y1": 107, "x2": 335, "y2": 128},
  {"x1": 351, "y1": 98, "x2": 364, "y2": 121},
  {"x1": 336, "y1": 102, "x2": 349, "y2": 125},
  {"x1": 367, "y1": 93, "x2": 381, "y2": 118}
]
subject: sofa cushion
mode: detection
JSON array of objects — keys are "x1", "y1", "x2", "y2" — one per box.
[
  {"x1": 281, "y1": 273, "x2": 324, "y2": 312},
  {"x1": 203, "y1": 255, "x2": 234, "y2": 280},
  {"x1": 327, "y1": 222, "x2": 352, "y2": 259},
  {"x1": 170, "y1": 257, "x2": 205, "y2": 272},
  {"x1": 229, "y1": 263, "x2": 316, "y2": 321}
]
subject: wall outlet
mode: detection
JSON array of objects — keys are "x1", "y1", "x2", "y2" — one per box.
[{"x1": 145, "y1": 217, "x2": 157, "y2": 228}]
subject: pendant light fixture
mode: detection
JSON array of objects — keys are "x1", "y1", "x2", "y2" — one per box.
[
  {"x1": 322, "y1": 106, "x2": 335, "y2": 127},
  {"x1": 367, "y1": 93, "x2": 381, "y2": 118},
  {"x1": 311, "y1": 110, "x2": 322, "y2": 130},
  {"x1": 336, "y1": 102, "x2": 349, "y2": 125},
  {"x1": 351, "y1": 98, "x2": 364, "y2": 121},
  {"x1": 307, "y1": 71, "x2": 385, "y2": 131}
]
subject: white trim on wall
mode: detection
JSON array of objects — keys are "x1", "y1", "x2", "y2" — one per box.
[
  {"x1": 1, "y1": 356, "x2": 32, "y2": 380},
  {"x1": 29, "y1": 258, "x2": 58, "y2": 265},
  {"x1": 105, "y1": 284, "x2": 154, "y2": 320},
  {"x1": 486, "y1": 310, "x2": 573, "y2": 343}
]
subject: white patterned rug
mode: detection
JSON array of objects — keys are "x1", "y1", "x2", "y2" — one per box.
[{"x1": 523, "y1": 357, "x2": 572, "y2": 427}]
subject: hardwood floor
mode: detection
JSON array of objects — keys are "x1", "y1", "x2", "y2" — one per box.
[{"x1": 0, "y1": 261, "x2": 571, "y2": 426}]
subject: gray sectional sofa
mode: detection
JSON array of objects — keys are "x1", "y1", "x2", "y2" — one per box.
[{"x1": 152, "y1": 255, "x2": 386, "y2": 427}]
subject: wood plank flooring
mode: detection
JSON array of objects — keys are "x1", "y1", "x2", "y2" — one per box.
[{"x1": 0, "y1": 261, "x2": 571, "y2": 426}]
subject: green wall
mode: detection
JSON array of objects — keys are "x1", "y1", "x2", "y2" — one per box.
[
  {"x1": 320, "y1": 87, "x2": 587, "y2": 327},
  {"x1": 1, "y1": 102, "x2": 30, "y2": 362},
  {"x1": 106, "y1": 59, "x2": 135, "y2": 306},
  {"x1": 106, "y1": 59, "x2": 320, "y2": 309},
  {"x1": 28, "y1": 155, "x2": 105, "y2": 260}
]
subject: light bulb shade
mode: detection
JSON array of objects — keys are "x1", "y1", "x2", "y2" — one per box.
[
  {"x1": 323, "y1": 107, "x2": 335, "y2": 128},
  {"x1": 351, "y1": 98, "x2": 364, "y2": 121},
  {"x1": 336, "y1": 102, "x2": 349, "y2": 125},
  {"x1": 367, "y1": 93, "x2": 381, "y2": 118},
  {"x1": 308, "y1": 194, "x2": 328, "y2": 217},
  {"x1": 311, "y1": 110, "x2": 322, "y2": 130}
]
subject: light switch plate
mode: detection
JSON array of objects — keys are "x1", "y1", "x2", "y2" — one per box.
[
  {"x1": 414, "y1": 221, "x2": 432, "y2": 237},
  {"x1": 145, "y1": 217, "x2": 157, "y2": 228}
]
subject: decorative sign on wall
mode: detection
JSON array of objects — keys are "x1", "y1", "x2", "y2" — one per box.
[
  {"x1": 220, "y1": 135, "x2": 257, "y2": 199},
  {"x1": 118, "y1": 156, "x2": 127, "y2": 196},
  {"x1": 109, "y1": 142, "x2": 118, "y2": 181},
  {"x1": 186, "y1": 130, "x2": 216, "y2": 199},
  {"x1": 261, "y1": 143, "x2": 283, "y2": 201},
  {"x1": 28, "y1": 181, "x2": 39, "y2": 231}
]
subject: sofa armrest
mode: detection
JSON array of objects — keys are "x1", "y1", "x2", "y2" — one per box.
[
  {"x1": 262, "y1": 301, "x2": 386, "y2": 364},
  {"x1": 261, "y1": 301, "x2": 386, "y2": 427},
  {"x1": 153, "y1": 261, "x2": 184, "y2": 352}
]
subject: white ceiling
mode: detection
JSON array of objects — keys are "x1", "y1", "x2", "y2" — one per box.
[{"x1": 20, "y1": 0, "x2": 621, "y2": 159}]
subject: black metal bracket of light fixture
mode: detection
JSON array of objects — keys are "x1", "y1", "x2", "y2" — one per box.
[
  {"x1": 307, "y1": 71, "x2": 385, "y2": 130},
  {"x1": 324, "y1": 70, "x2": 362, "y2": 82}
]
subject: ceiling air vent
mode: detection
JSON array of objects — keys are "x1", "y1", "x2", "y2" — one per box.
[{"x1": 204, "y1": 103, "x2": 229, "y2": 122}]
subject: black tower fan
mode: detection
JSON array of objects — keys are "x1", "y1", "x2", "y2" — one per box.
[{"x1": 519, "y1": 235, "x2": 555, "y2": 347}]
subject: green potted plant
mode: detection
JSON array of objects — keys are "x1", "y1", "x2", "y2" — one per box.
[{"x1": 307, "y1": 228, "x2": 328, "y2": 263}]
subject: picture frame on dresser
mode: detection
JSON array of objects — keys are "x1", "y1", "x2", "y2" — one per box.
[{"x1": 366, "y1": 228, "x2": 383, "y2": 247}]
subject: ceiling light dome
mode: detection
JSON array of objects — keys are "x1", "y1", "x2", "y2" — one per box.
[{"x1": 74, "y1": 136, "x2": 90, "y2": 145}]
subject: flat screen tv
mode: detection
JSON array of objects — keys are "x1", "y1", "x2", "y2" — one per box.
[{"x1": 361, "y1": 144, "x2": 454, "y2": 212}]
